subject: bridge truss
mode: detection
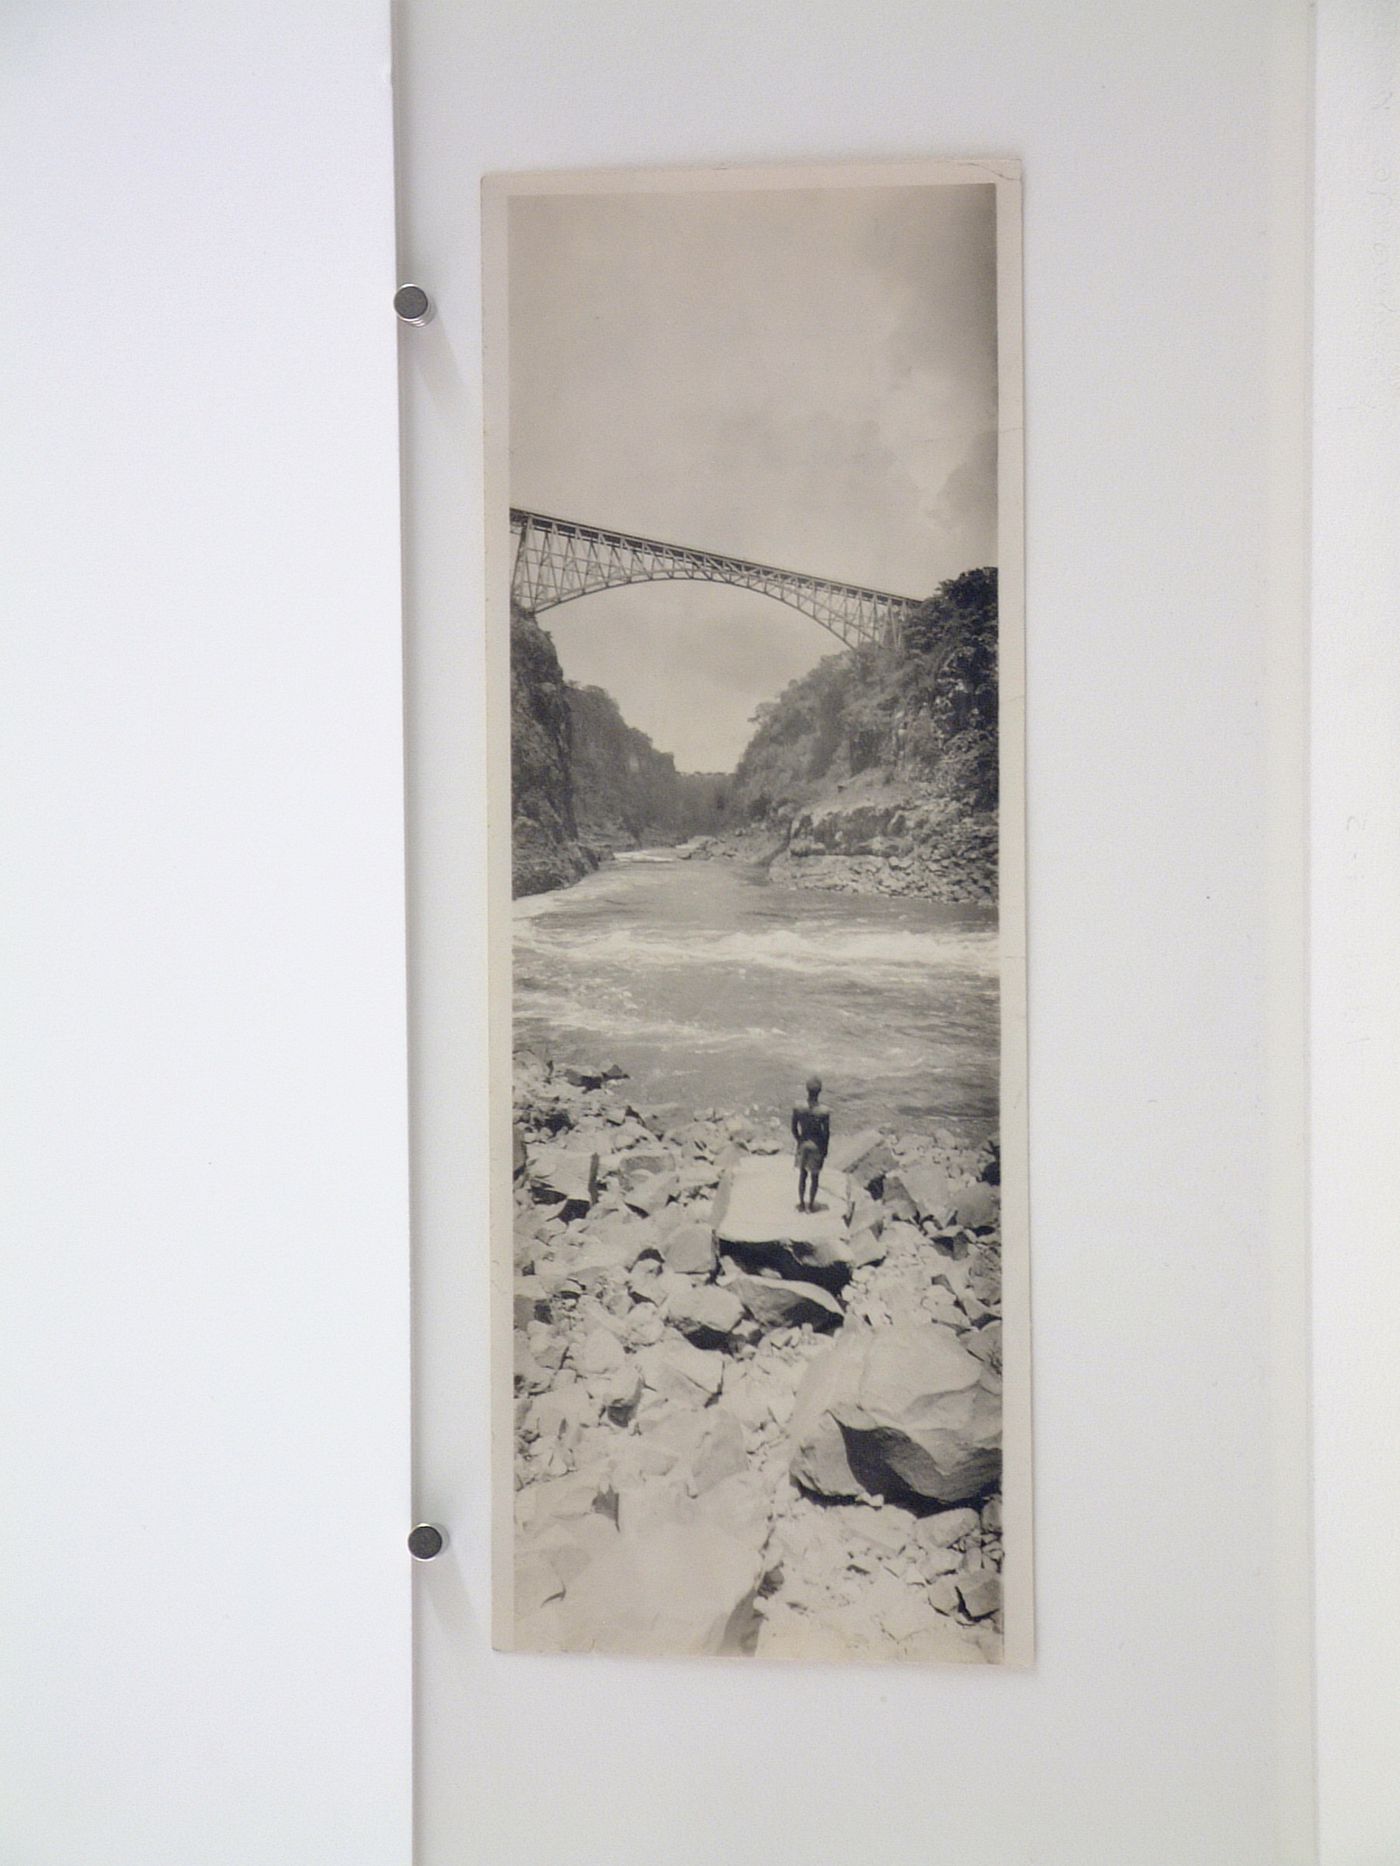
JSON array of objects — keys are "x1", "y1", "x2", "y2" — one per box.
[{"x1": 510, "y1": 509, "x2": 921, "y2": 649}]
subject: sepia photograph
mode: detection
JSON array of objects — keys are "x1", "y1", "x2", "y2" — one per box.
[{"x1": 486, "y1": 161, "x2": 1029, "y2": 1664}]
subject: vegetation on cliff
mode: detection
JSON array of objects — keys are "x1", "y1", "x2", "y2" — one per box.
[
  {"x1": 511, "y1": 603, "x2": 732, "y2": 897},
  {"x1": 567, "y1": 683, "x2": 730, "y2": 854},
  {"x1": 731, "y1": 568, "x2": 997, "y2": 823},
  {"x1": 511, "y1": 604, "x2": 596, "y2": 898},
  {"x1": 714, "y1": 569, "x2": 998, "y2": 903}
]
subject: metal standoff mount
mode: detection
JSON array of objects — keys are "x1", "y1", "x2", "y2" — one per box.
[
  {"x1": 407, "y1": 1523, "x2": 446, "y2": 1560},
  {"x1": 393, "y1": 283, "x2": 434, "y2": 326}
]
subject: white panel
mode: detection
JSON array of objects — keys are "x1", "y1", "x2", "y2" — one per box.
[
  {"x1": 398, "y1": 3, "x2": 1313, "y2": 1862},
  {"x1": 0, "y1": 5, "x2": 411, "y2": 1862},
  {"x1": 1312, "y1": 2, "x2": 1400, "y2": 1860}
]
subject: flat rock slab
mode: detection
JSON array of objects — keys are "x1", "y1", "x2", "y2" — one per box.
[{"x1": 711, "y1": 1156, "x2": 855, "y2": 1281}]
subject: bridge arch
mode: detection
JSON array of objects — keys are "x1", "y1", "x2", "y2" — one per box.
[{"x1": 510, "y1": 509, "x2": 921, "y2": 650}]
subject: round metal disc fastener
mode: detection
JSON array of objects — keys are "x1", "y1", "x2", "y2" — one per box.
[
  {"x1": 407, "y1": 1523, "x2": 445, "y2": 1560},
  {"x1": 393, "y1": 283, "x2": 433, "y2": 326}
]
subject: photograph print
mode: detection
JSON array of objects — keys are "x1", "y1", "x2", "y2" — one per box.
[{"x1": 486, "y1": 160, "x2": 1029, "y2": 1665}]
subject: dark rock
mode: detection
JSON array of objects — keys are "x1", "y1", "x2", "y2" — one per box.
[{"x1": 728, "y1": 1273, "x2": 844, "y2": 1332}]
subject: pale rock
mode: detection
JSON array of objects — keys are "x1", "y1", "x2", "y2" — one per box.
[
  {"x1": 981, "y1": 1494, "x2": 1003, "y2": 1534},
  {"x1": 842, "y1": 1503, "x2": 914, "y2": 1556},
  {"x1": 912, "y1": 1545, "x2": 962, "y2": 1581},
  {"x1": 689, "y1": 1408, "x2": 748, "y2": 1494},
  {"x1": 827, "y1": 1130, "x2": 896, "y2": 1189},
  {"x1": 525, "y1": 1321, "x2": 565, "y2": 1372},
  {"x1": 928, "y1": 1574, "x2": 962, "y2": 1615},
  {"x1": 589, "y1": 1362, "x2": 643, "y2": 1424},
  {"x1": 528, "y1": 1146, "x2": 599, "y2": 1209},
  {"x1": 884, "y1": 1164, "x2": 955, "y2": 1226},
  {"x1": 626, "y1": 1257, "x2": 665, "y2": 1303},
  {"x1": 665, "y1": 1282, "x2": 745, "y2": 1347},
  {"x1": 623, "y1": 1304, "x2": 665, "y2": 1348},
  {"x1": 660, "y1": 1221, "x2": 719, "y2": 1277},
  {"x1": 557, "y1": 1522, "x2": 765, "y2": 1656},
  {"x1": 847, "y1": 1226, "x2": 889, "y2": 1268},
  {"x1": 519, "y1": 1469, "x2": 611, "y2": 1535},
  {"x1": 911, "y1": 1506, "x2": 980, "y2": 1549},
  {"x1": 864, "y1": 1570, "x2": 935, "y2": 1645},
  {"x1": 638, "y1": 1338, "x2": 725, "y2": 1406},
  {"x1": 513, "y1": 1344, "x2": 551, "y2": 1395},
  {"x1": 964, "y1": 1320, "x2": 1002, "y2": 1371},
  {"x1": 624, "y1": 1170, "x2": 680, "y2": 1217},
  {"x1": 526, "y1": 1385, "x2": 597, "y2": 1454},
  {"x1": 575, "y1": 1328, "x2": 626, "y2": 1377}
]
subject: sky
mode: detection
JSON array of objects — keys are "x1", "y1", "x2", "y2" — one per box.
[{"x1": 508, "y1": 181, "x2": 998, "y2": 771}]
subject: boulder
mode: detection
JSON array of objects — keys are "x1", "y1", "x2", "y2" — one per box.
[
  {"x1": 624, "y1": 1170, "x2": 680, "y2": 1217},
  {"x1": 950, "y1": 1181, "x2": 998, "y2": 1231},
  {"x1": 512, "y1": 1125, "x2": 527, "y2": 1179},
  {"x1": 659, "y1": 1219, "x2": 719, "y2": 1277},
  {"x1": 557, "y1": 1063, "x2": 604, "y2": 1091},
  {"x1": 616, "y1": 1149, "x2": 675, "y2": 1191},
  {"x1": 847, "y1": 1226, "x2": 889, "y2": 1269},
  {"x1": 665, "y1": 1283, "x2": 745, "y2": 1348},
  {"x1": 711, "y1": 1155, "x2": 855, "y2": 1286},
  {"x1": 827, "y1": 1129, "x2": 896, "y2": 1191},
  {"x1": 574, "y1": 1328, "x2": 626, "y2": 1377},
  {"x1": 910, "y1": 1506, "x2": 979, "y2": 1550},
  {"x1": 884, "y1": 1164, "x2": 955, "y2": 1226},
  {"x1": 789, "y1": 1323, "x2": 1001, "y2": 1505},
  {"x1": 637, "y1": 1338, "x2": 725, "y2": 1406},
  {"x1": 728, "y1": 1273, "x2": 843, "y2": 1332},
  {"x1": 589, "y1": 1361, "x2": 644, "y2": 1424},
  {"x1": 957, "y1": 1569, "x2": 1002, "y2": 1621},
  {"x1": 527, "y1": 1146, "x2": 599, "y2": 1210},
  {"x1": 555, "y1": 1520, "x2": 765, "y2": 1656}
]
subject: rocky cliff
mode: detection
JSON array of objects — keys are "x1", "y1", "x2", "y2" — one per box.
[
  {"x1": 511, "y1": 603, "x2": 731, "y2": 897},
  {"x1": 723, "y1": 568, "x2": 998, "y2": 903},
  {"x1": 511, "y1": 604, "x2": 597, "y2": 898},
  {"x1": 567, "y1": 683, "x2": 730, "y2": 855}
]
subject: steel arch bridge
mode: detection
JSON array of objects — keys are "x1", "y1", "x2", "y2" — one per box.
[{"x1": 510, "y1": 509, "x2": 921, "y2": 649}]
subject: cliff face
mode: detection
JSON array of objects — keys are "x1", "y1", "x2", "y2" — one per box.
[
  {"x1": 568, "y1": 684, "x2": 730, "y2": 853},
  {"x1": 511, "y1": 604, "x2": 731, "y2": 897},
  {"x1": 510, "y1": 604, "x2": 596, "y2": 898},
  {"x1": 727, "y1": 568, "x2": 998, "y2": 903}
]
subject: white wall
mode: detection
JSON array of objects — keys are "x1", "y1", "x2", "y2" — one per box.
[
  {"x1": 1312, "y1": 3, "x2": 1400, "y2": 1860},
  {"x1": 1, "y1": 6, "x2": 410, "y2": 1863}
]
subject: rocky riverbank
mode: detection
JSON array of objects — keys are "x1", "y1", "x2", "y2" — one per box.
[
  {"x1": 677, "y1": 774, "x2": 996, "y2": 905},
  {"x1": 511, "y1": 1054, "x2": 1005, "y2": 1662}
]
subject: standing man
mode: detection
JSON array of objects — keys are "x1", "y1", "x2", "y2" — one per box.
[{"x1": 792, "y1": 1074, "x2": 831, "y2": 1214}]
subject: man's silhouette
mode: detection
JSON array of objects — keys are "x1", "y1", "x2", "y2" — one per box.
[{"x1": 792, "y1": 1074, "x2": 831, "y2": 1214}]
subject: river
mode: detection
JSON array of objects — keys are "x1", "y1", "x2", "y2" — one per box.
[{"x1": 513, "y1": 852, "x2": 999, "y2": 1147}]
